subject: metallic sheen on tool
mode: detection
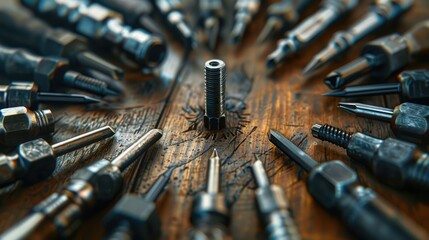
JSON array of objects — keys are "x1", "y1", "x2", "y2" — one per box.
[{"x1": 230, "y1": 0, "x2": 261, "y2": 45}]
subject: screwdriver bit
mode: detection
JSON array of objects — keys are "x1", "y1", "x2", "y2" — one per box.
[
  {"x1": 230, "y1": 0, "x2": 262, "y2": 45},
  {"x1": 0, "y1": 46, "x2": 119, "y2": 96},
  {"x1": 268, "y1": 129, "x2": 428, "y2": 240},
  {"x1": 0, "y1": 126, "x2": 114, "y2": 187},
  {"x1": 198, "y1": 0, "x2": 223, "y2": 50},
  {"x1": 0, "y1": 106, "x2": 54, "y2": 147},
  {"x1": 103, "y1": 168, "x2": 173, "y2": 240},
  {"x1": 266, "y1": 0, "x2": 358, "y2": 71},
  {"x1": 303, "y1": 0, "x2": 413, "y2": 74},
  {"x1": 187, "y1": 149, "x2": 230, "y2": 240},
  {"x1": 0, "y1": 82, "x2": 100, "y2": 109},
  {"x1": 150, "y1": 0, "x2": 196, "y2": 49},
  {"x1": 339, "y1": 102, "x2": 429, "y2": 144},
  {"x1": 324, "y1": 69, "x2": 429, "y2": 104},
  {"x1": 325, "y1": 20, "x2": 429, "y2": 89},
  {"x1": 257, "y1": 0, "x2": 312, "y2": 43},
  {"x1": 312, "y1": 123, "x2": 429, "y2": 190},
  {"x1": 0, "y1": 6, "x2": 124, "y2": 81},
  {"x1": 0, "y1": 129, "x2": 163, "y2": 239},
  {"x1": 21, "y1": 0, "x2": 167, "y2": 69},
  {"x1": 251, "y1": 159, "x2": 301, "y2": 240}
]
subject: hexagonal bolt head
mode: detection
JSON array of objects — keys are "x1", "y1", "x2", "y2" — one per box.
[
  {"x1": 204, "y1": 115, "x2": 226, "y2": 130},
  {"x1": 392, "y1": 102, "x2": 429, "y2": 144},
  {"x1": 33, "y1": 58, "x2": 67, "y2": 91},
  {"x1": 7, "y1": 82, "x2": 38, "y2": 109},
  {"x1": 42, "y1": 30, "x2": 87, "y2": 57}
]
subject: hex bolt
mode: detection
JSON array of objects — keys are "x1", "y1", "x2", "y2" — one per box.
[{"x1": 204, "y1": 59, "x2": 226, "y2": 130}]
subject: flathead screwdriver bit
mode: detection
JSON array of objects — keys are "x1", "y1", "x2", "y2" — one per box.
[
  {"x1": 269, "y1": 129, "x2": 428, "y2": 240},
  {"x1": 266, "y1": 0, "x2": 358, "y2": 71},
  {"x1": 339, "y1": 102, "x2": 429, "y2": 144},
  {"x1": 103, "y1": 168, "x2": 173, "y2": 240},
  {"x1": 325, "y1": 20, "x2": 429, "y2": 89},
  {"x1": 0, "y1": 6, "x2": 124, "y2": 81},
  {"x1": 257, "y1": 0, "x2": 312, "y2": 43},
  {"x1": 0, "y1": 46, "x2": 119, "y2": 96},
  {"x1": 0, "y1": 82, "x2": 100, "y2": 110},
  {"x1": 186, "y1": 149, "x2": 230, "y2": 240},
  {"x1": 1, "y1": 129, "x2": 163, "y2": 239},
  {"x1": 0, "y1": 126, "x2": 115, "y2": 187},
  {"x1": 0, "y1": 106, "x2": 54, "y2": 147},
  {"x1": 251, "y1": 158, "x2": 301, "y2": 240},
  {"x1": 303, "y1": 0, "x2": 413, "y2": 74},
  {"x1": 324, "y1": 69, "x2": 429, "y2": 104},
  {"x1": 198, "y1": 0, "x2": 223, "y2": 50},
  {"x1": 312, "y1": 123, "x2": 429, "y2": 190},
  {"x1": 230, "y1": 0, "x2": 262, "y2": 45}
]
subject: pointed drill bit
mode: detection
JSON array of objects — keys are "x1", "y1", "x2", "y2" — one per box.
[
  {"x1": 324, "y1": 57, "x2": 373, "y2": 89},
  {"x1": 338, "y1": 102, "x2": 393, "y2": 122},
  {"x1": 62, "y1": 71, "x2": 120, "y2": 96},
  {"x1": 257, "y1": 18, "x2": 282, "y2": 43},
  {"x1": 324, "y1": 83, "x2": 401, "y2": 97},
  {"x1": 302, "y1": 46, "x2": 337, "y2": 74},
  {"x1": 37, "y1": 92, "x2": 101, "y2": 104},
  {"x1": 75, "y1": 52, "x2": 124, "y2": 80}
]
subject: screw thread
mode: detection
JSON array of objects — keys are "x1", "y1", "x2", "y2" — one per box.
[
  {"x1": 34, "y1": 109, "x2": 55, "y2": 135},
  {"x1": 311, "y1": 124, "x2": 352, "y2": 149},
  {"x1": 265, "y1": 211, "x2": 301, "y2": 240},
  {"x1": 407, "y1": 154, "x2": 429, "y2": 189},
  {"x1": 205, "y1": 59, "x2": 226, "y2": 118},
  {"x1": 63, "y1": 71, "x2": 110, "y2": 95}
]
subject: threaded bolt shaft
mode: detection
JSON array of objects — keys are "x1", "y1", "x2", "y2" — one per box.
[
  {"x1": 407, "y1": 154, "x2": 429, "y2": 189},
  {"x1": 62, "y1": 71, "x2": 117, "y2": 96},
  {"x1": 34, "y1": 109, "x2": 55, "y2": 136},
  {"x1": 204, "y1": 59, "x2": 226, "y2": 130},
  {"x1": 311, "y1": 124, "x2": 352, "y2": 149}
]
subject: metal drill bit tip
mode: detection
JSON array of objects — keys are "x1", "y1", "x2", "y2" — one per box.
[
  {"x1": 325, "y1": 57, "x2": 373, "y2": 89},
  {"x1": 62, "y1": 71, "x2": 120, "y2": 96},
  {"x1": 338, "y1": 102, "x2": 393, "y2": 122},
  {"x1": 268, "y1": 129, "x2": 318, "y2": 172},
  {"x1": 37, "y1": 92, "x2": 101, "y2": 104},
  {"x1": 303, "y1": 45, "x2": 343, "y2": 75},
  {"x1": 257, "y1": 18, "x2": 282, "y2": 43},
  {"x1": 206, "y1": 148, "x2": 221, "y2": 194},
  {"x1": 111, "y1": 129, "x2": 163, "y2": 171},
  {"x1": 75, "y1": 51, "x2": 124, "y2": 80},
  {"x1": 51, "y1": 126, "x2": 115, "y2": 156},
  {"x1": 323, "y1": 83, "x2": 401, "y2": 97},
  {"x1": 251, "y1": 159, "x2": 270, "y2": 188},
  {"x1": 324, "y1": 72, "x2": 343, "y2": 89},
  {"x1": 211, "y1": 148, "x2": 219, "y2": 159},
  {"x1": 204, "y1": 17, "x2": 220, "y2": 50},
  {"x1": 144, "y1": 167, "x2": 174, "y2": 202}
]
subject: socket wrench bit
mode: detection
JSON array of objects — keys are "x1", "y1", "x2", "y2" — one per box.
[
  {"x1": 0, "y1": 129, "x2": 163, "y2": 239},
  {"x1": 0, "y1": 126, "x2": 115, "y2": 187},
  {"x1": 230, "y1": 0, "x2": 261, "y2": 45},
  {"x1": 269, "y1": 129, "x2": 428, "y2": 240},
  {"x1": 204, "y1": 60, "x2": 226, "y2": 130},
  {"x1": 312, "y1": 123, "x2": 429, "y2": 190},
  {"x1": 104, "y1": 168, "x2": 173, "y2": 240},
  {"x1": 251, "y1": 159, "x2": 301, "y2": 240},
  {"x1": 187, "y1": 149, "x2": 230, "y2": 240},
  {"x1": 0, "y1": 106, "x2": 54, "y2": 147}
]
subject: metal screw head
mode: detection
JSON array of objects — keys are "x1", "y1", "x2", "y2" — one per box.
[
  {"x1": 204, "y1": 59, "x2": 226, "y2": 130},
  {"x1": 0, "y1": 107, "x2": 33, "y2": 146},
  {"x1": 8, "y1": 82, "x2": 38, "y2": 109},
  {"x1": 392, "y1": 102, "x2": 429, "y2": 144}
]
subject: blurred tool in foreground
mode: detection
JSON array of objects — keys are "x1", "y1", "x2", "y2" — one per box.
[
  {"x1": 230, "y1": 0, "x2": 262, "y2": 45},
  {"x1": 198, "y1": 0, "x2": 223, "y2": 50}
]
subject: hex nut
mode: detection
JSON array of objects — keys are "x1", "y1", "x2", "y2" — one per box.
[
  {"x1": 204, "y1": 116, "x2": 226, "y2": 130},
  {"x1": 0, "y1": 107, "x2": 32, "y2": 146},
  {"x1": 392, "y1": 102, "x2": 429, "y2": 144},
  {"x1": 8, "y1": 82, "x2": 38, "y2": 109}
]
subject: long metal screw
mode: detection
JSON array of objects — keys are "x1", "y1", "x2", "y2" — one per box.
[
  {"x1": 311, "y1": 124, "x2": 353, "y2": 148},
  {"x1": 204, "y1": 59, "x2": 226, "y2": 130}
]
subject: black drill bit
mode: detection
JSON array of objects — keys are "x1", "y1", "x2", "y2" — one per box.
[
  {"x1": 324, "y1": 83, "x2": 401, "y2": 97},
  {"x1": 198, "y1": 0, "x2": 223, "y2": 49},
  {"x1": 37, "y1": 92, "x2": 100, "y2": 104},
  {"x1": 324, "y1": 20, "x2": 429, "y2": 89},
  {"x1": 257, "y1": 0, "x2": 312, "y2": 43},
  {"x1": 144, "y1": 167, "x2": 174, "y2": 202},
  {"x1": 303, "y1": 0, "x2": 413, "y2": 74},
  {"x1": 338, "y1": 102, "x2": 394, "y2": 121},
  {"x1": 230, "y1": 0, "x2": 262, "y2": 45}
]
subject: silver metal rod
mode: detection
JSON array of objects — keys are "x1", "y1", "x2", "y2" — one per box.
[{"x1": 206, "y1": 149, "x2": 220, "y2": 194}]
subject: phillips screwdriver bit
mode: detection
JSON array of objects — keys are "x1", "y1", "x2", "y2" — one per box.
[
  {"x1": 303, "y1": 0, "x2": 413, "y2": 74},
  {"x1": 104, "y1": 168, "x2": 173, "y2": 240},
  {"x1": 0, "y1": 6, "x2": 124, "y2": 81},
  {"x1": 0, "y1": 126, "x2": 115, "y2": 187},
  {"x1": 230, "y1": 0, "x2": 262, "y2": 45},
  {"x1": 0, "y1": 129, "x2": 163, "y2": 239},
  {"x1": 339, "y1": 102, "x2": 429, "y2": 144},
  {"x1": 21, "y1": 0, "x2": 167, "y2": 69},
  {"x1": 251, "y1": 158, "x2": 301, "y2": 240},
  {"x1": 150, "y1": 0, "x2": 196, "y2": 49},
  {"x1": 257, "y1": 0, "x2": 312, "y2": 43},
  {"x1": 325, "y1": 20, "x2": 429, "y2": 89},
  {"x1": 187, "y1": 149, "x2": 230, "y2": 240},
  {"x1": 0, "y1": 106, "x2": 54, "y2": 147},
  {"x1": 0, "y1": 46, "x2": 119, "y2": 96},
  {"x1": 268, "y1": 129, "x2": 428, "y2": 240},
  {"x1": 0, "y1": 82, "x2": 100, "y2": 110},
  {"x1": 324, "y1": 69, "x2": 429, "y2": 104},
  {"x1": 266, "y1": 0, "x2": 358, "y2": 71},
  {"x1": 198, "y1": 0, "x2": 223, "y2": 50},
  {"x1": 312, "y1": 123, "x2": 429, "y2": 190}
]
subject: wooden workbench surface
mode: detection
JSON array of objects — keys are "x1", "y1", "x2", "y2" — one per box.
[{"x1": 1, "y1": 0, "x2": 429, "y2": 239}]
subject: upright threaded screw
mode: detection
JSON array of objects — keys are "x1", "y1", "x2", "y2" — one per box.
[
  {"x1": 311, "y1": 124, "x2": 353, "y2": 148},
  {"x1": 204, "y1": 59, "x2": 226, "y2": 130}
]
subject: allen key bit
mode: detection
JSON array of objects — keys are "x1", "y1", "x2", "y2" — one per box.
[
  {"x1": 251, "y1": 158, "x2": 301, "y2": 240},
  {"x1": 103, "y1": 168, "x2": 174, "y2": 240},
  {"x1": 266, "y1": 0, "x2": 358, "y2": 71},
  {"x1": 0, "y1": 126, "x2": 115, "y2": 187},
  {"x1": 303, "y1": 0, "x2": 413, "y2": 74},
  {"x1": 230, "y1": 0, "x2": 262, "y2": 45},
  {"x1": 268, "y1": 129, "x2": 428, "y2": 240},
  {"x1": 198, "y1": 0, "x2": 223, "y2": 50},
  {"x1": 187, "y1": 149, "x2": 230, "y2": 240},
  {"x1": 0, "y1": 6, "x2": 124, "y2": 81},
  {"x1": 312, "y1": 123, "x2": 429, "y2": 190},
  {"x1": 338, "y1": 102, "x2": 429, "y2": 144},
  {"x1": 0, "y1": 129, "x2": 163, "y2": 239},
  {"x1": 325, "y1": 20, "x2": 429, "y2": 89}
]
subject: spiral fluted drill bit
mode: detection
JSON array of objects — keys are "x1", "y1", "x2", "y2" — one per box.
[
  {"x1": 204, "y1": 59, "x2": 226, "y2": 130},
  {"x1": 21, "y1": 0, "x2": 167, "y2": 69},
  {"x1": 230, "y1": 0, "x2": 261, "y2": 45},
  {"x1": 266, "y1": 0, "x2": 358, "y2": 71},
  {"x1": 199, "y1": 0, "x2": 223, "y2": 50},
  {"x1": 303, "y1": 0, "x2": 413, "y2": 74}
]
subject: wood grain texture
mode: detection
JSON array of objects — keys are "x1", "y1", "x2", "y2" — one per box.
[{"x1": 1, "y1": 0, "x2": 429, "y2": 239}]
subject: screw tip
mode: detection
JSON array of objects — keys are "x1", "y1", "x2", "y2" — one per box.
[
  {"x1": 311, "y1": 124, "x2": 322, "y2": 138},
  {"x1": 211, "y1": 148, "x2": 219, "y2": 158}
]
